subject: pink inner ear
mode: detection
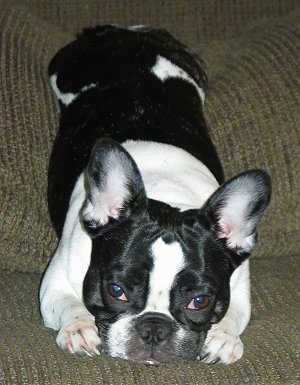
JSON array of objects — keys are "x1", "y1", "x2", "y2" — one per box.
[
  {"x1": 109, "y1": 207, "x2": 122, "y2": 219},
  {"x1": 108, "y1": 197, "x2": 125, "y2": 219},
  {"x1": 217, "y1": 215, "x2": 232, "y2": 239}
]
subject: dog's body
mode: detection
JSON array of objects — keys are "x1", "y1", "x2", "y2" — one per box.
[{"x1": 40, "y1": 26, "x2": 271, "y2": 365}]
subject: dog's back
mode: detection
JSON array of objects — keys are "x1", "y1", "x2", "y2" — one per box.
[{"x1": 48, "y1": 26, "x2": 223, "y2": 236}]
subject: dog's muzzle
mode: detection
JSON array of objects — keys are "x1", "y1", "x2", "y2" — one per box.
[{"x1": 126, "y1": 312, "x2": 180, "y2": 365}]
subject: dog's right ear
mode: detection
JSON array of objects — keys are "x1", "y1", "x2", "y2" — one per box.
[{"x1": 81, "y1": 139, "x2": 147, "y2": 236}]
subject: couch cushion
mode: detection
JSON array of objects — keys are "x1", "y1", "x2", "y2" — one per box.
[
  {"x1": 0, "y1": 1, "x2": 299, "y2": 272},
  {"x1": 0, "y1": 256, "x2": 299, "y2": 384}
]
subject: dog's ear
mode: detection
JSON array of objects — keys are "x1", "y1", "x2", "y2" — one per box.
[
  {"x1": 82, "y1": 139, "x2": 147, "y2": 236},
  {"x1": 202, "y1": 170, "x2": 271, "y2": 257}
]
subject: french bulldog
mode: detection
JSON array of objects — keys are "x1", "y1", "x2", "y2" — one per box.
[{"x1": 39, "y1": 25, "x2": 271, "y2": 365}]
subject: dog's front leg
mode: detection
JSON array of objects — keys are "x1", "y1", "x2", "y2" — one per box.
[
  {"x1": 40, "y1": 263, "x2": 102, "y2": 356},
  {"x1": 51, "y1": 296, "x2": 100, "y2": 356},
  {"x1": 40, "y1": 176, "x2": 102, "y2": 356},
  {"x1": 201, "y1": 260, "x2": 251, "y2": 364}
]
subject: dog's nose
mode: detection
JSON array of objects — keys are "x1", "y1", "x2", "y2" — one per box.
[{"x1": 136, "y1": 313, "x2": 174, "y2": 345}]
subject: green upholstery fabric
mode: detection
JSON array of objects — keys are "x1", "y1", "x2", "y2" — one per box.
[{"x1": 0, "y1": 1, "x2": 299, "y2": 384}]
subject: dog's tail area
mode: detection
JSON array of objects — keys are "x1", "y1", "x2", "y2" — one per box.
[{"x1": 48, "y1": 25, "x2": 208, "y2": 107}]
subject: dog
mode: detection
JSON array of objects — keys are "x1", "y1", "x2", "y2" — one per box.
[{"x1": 39, "y1": 25, "x2": 271, "y2": 365}]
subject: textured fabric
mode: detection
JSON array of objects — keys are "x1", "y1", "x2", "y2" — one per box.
[
  {"x1": 0, "y1": 257, "x2": 299, "y2": 385},
  {"x1": 0, "y1": 1, "x2": 299, "y2": 384},
  {"x1": 1, "y1": 1, "x2": 299, "y2": 273}
]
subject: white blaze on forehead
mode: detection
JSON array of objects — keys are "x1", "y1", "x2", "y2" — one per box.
[
  {"x1": 151, "y1": 55, "x2": 205, "y2": 102},
  {"x1": 143, "y1": 237, "x2": 185, "y2": 316}
]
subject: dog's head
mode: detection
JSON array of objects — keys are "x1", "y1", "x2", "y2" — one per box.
[{"x1": 82, "y1": 138, "x2": 271, "y2": 364}]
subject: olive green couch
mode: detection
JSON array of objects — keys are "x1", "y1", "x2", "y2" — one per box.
[{"x1": 0, "y1": 1, "x2": 299, "y2": 384}]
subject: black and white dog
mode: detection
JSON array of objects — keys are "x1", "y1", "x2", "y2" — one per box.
[{"x1": 40, "y1": 26, "x2": 271, "y2": 365}]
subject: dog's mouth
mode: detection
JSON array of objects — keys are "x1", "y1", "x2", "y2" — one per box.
[
  {"x1": 140, "y1": 357, "x2": 168, "y2": 366},
  {"x1": 132, "y1": 344, "x2": 181, "y2": 365},
  {"x1": 144, "y1": 358, "x2": 161, "y2": 366},
  {"x1": 96, "y1": 312, "x2": 206, "y2": 364},
  {"x1": 99, "y1": 337, "x2": 181, "y2": 365}
]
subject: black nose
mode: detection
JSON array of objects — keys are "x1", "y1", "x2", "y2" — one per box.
[{"x1": 136, "y1": 313, "x2": 174, "y2": 345}]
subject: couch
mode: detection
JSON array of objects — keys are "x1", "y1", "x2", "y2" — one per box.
[{"x1": 0, "y1": 1, "x2": 299, "y2": 384}]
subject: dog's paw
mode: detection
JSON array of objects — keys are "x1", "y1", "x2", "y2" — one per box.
[
  {"x1": 56, "y1": 318, "x2": 102, "y2": 357},
  {"x1": 200, "y1": 329, "x2": 243, "y2": 364}
]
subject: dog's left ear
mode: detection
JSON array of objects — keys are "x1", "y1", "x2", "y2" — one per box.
[
  {"x1": 202, "y1": 170, "x2": 271, "y2": 256},
  {"x1": 82, "y1": 138, "x2": 147, "y2": 236}
]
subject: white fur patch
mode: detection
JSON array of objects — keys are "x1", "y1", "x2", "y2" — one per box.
[
  {"x1": 122, "y1": 140, "x2": 219, "y2": 211},
  {"x1": 128, "y1": 25, "x2": 146, "y2": 30},
  {"x1": 151, "y1": 55, "x2": 205, "y2": 102},
  {"x1": 107, "y1": 315, "x2": 135, "y2": 359},
  {"x1": 142, "y1": 237, "x2": 185, "y2": 316},
  {"x1": 50, "y1": 74, "x2": 96, "y2": 106}
]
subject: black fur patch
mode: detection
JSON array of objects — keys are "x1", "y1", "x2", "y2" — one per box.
[{"x1": 47, "y1": 25, "x2": 224, "y2": 236}]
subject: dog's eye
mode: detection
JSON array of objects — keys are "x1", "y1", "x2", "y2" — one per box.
[
  {"x1": 187, "y1": 295, "x2": 211, "y2": 310},
  {"x1": 107, "y1": 284, "x2": 127, "y2": 301}
]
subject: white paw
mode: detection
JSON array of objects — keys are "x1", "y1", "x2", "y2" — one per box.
[
  {"x1": 56, "y1": 318, "x2": 102, "y2": 356},
  {"x1": 201, "y1": 329, "x2": 244, "y2": 364}
]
